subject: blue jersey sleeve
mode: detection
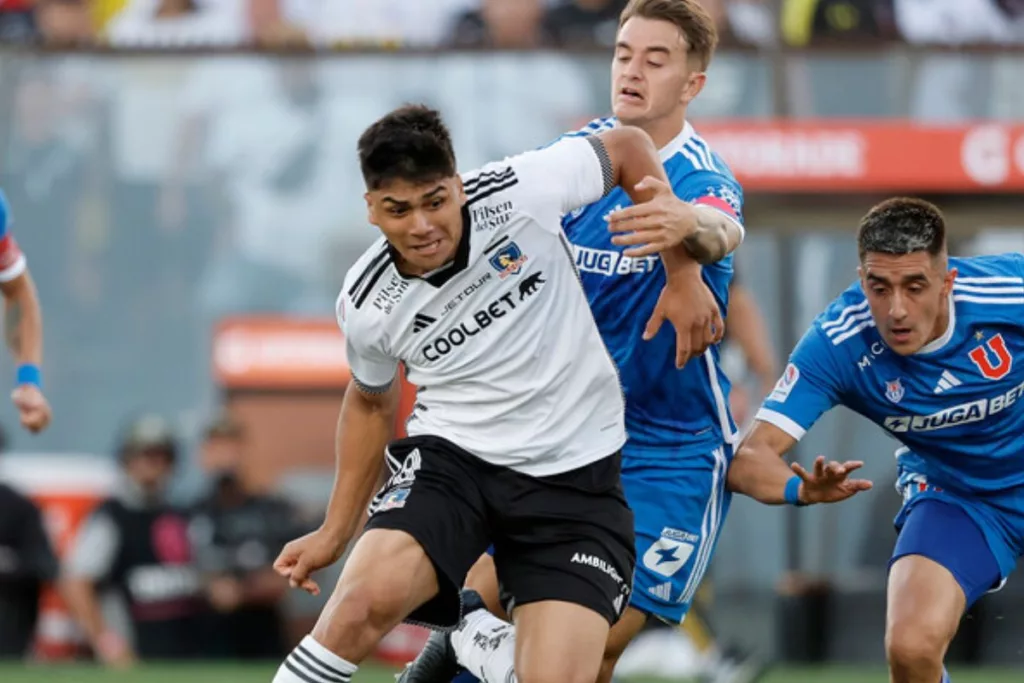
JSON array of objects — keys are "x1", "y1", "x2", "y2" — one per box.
[
  {"x1": 755, "y1": 325, "x2": 844, "y2": 440},
  {"x1": 677, "y1": 170, "x2": 745, "y2": 233}
]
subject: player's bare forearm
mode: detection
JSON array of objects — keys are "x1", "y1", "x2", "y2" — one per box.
[
  {"x1": 682, "y1": 206, "x2": 743, "y2": 265},
  {"x1": 319, "y1": 382, "x2": 399, "y2": 542},
  {"x1": 597, "y1": 126, "x2": 671, "y2": 205},
  {"x1": 728, "y1": 284, "x2": 778, "y2": 388},
  {"x1": 0, "y1": 271, "x2": 42, "y2": 366},
  {"x1": 726, "y1": 420, "x2": 799, "y2": 504},
  {"x1": 59, "y1": 576, "x2": 110, "y2": 648}
]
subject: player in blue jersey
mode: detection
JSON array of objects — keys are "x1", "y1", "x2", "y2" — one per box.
[
  {"x1": 0, "y1": 190, "x2": 50, "y2": 434},
  {"x1": 397, "y1": 1, "x2": 761, "y2": 682},
  {"x1": 727, "y1": 197, "x2": 1024, "y2": 683}
]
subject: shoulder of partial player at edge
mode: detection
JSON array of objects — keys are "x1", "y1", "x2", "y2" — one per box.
[
  {"x1": 811, "y1": 252, "x2": 1024, "y2": 353},
  {"x1": 0, "y1": 187, "x2": 11, "y2": 238}
]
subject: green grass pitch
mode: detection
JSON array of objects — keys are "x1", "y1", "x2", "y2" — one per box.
[{"x1": 1, "y1": 663, "x2": 1022, "y2": 683}]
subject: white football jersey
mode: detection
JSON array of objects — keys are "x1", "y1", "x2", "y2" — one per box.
[{"x1": 338, "y1": 136, "x2": 626, "y2": 476}]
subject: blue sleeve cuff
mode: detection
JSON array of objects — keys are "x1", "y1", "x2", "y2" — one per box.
[{"x1": 17, "y1": 363, "x2": 41, "y2": 388}]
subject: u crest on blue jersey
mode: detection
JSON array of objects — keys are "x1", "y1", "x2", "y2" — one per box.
[
  {"x1": 968, "y1": 333, "x2": 1013, "y2": 380},
  {"x1": 885, "y1": 378, "x2": 905, "y2": 404}
]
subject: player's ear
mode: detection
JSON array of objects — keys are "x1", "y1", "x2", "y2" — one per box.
[
  {"x1": 365, "y1": 193, "x2": 380, "y2": 227},
  {"x1": 943, "y1": 267, "x2": 958, "y2": 296},
  {"x1": 454, "y1": 175, "x2": 467, "y2": 205},
  {"x1": 681, "y1": 70, "x2": 706, "y2": 106}
]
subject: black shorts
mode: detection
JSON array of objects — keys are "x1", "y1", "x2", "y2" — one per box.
[{"x1": 364, "y1": 435, "x2": 635, "y2": 630}]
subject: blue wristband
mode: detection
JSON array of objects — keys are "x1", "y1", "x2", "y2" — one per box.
[
  {"x1": 784, "y1": 475, "x2": 806, "y2": 506},
  {"x1": 16, "y1": 363, "x2": 41, "y2": 388}
]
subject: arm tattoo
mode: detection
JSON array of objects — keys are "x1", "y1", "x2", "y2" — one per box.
[
  {"x1": 5, "y1": 300, "x2": 22, "y2": 356},
  {"x1": 683, "y1": 218, "x2": 731, "y2": 265},
  {"x1": 586, "y1": 136, "x2": 615, "y2": 196}
]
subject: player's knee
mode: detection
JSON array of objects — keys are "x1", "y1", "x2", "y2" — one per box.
[
  {"x1": 314, "y1": 574, "x2": 413, "y2": 654},
  {"x1": 885, "y1": 621, "x2": 946, "y2": 673}
]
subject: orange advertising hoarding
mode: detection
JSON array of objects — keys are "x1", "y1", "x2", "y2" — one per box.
[
  {"x1": 695, "y1": 121, "x2": 1024, "y2": 192},
  {"x1": 212, "y1": 316, "x2": 417, "y2": 437},
  {"x1": 213, "y1": 317, "x2": 351, "y2": 389}
]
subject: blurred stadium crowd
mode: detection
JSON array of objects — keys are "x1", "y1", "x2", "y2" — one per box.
[{"x1": 0, "y1": 0, "x2": 1022, "y2": 50}]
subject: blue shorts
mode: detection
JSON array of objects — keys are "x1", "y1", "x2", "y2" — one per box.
[
  {"x1": 892, "y1": 468, "x2": 1012, "y2": 608},
  {"x1": 624, "y1": 443, "x2": 732, "y2": 623},
  {"x1": 484, "y1": 444, "x2": 731, "y2": 624}
]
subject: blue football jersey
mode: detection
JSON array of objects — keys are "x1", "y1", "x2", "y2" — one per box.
[
  {"x1": 557, "y1": 117, "x2": 744, "y2": 455},
  {"x1": 758, "y1": 253, "x2": 1024, "y2": 494}
]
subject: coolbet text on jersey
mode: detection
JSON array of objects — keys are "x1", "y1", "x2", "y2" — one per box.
[
  {"x1": 759, "y1": 253, "x2": 1024, "y2": 584},
  {"x1": 339, "y1": 135, "x2": 627, "y2": 477}
]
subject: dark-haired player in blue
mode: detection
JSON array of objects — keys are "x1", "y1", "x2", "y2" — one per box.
[
  {"x1": 728, "y1": 197, "x2": 1024, "y2": 683},
  {"x1": 397, "y1": 1, "x2": 758, "y2": 682}
]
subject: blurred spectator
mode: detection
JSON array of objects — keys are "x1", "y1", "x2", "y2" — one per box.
[
  {"x1": 187, "y1": 411, "x2": 304, "y2": 660},
  {"x1": 894, "y1": 0, "x2": 1024, "y2": 44},
  {"x1": 543, "y1": 0, "x2": 626, "y2": 48},
  {"x1": 896, "y1": 0, "x2": 1024, "y2": 122},
  {"x1": 105, "y1": 0, "x2": 250, "y2": 47},
  {"x1": 0, "y1": 0, "x2": 39, "y2": 44},
  {"x1": 722, "y1": 0, "x2": 777, "y2": 46},
  {"x1": 36, "y1": 0, "x2": 94, "y2": 46},
  {"x1": 0, "y1": 423, "x2": 60, "y2": 659},
  {"x1": 60, "y1": 415, "x2": 206, "y2": 666},
  {"x1": 780, "y1": 0, "x2": 891, "y2": 46},
  {"x1": 449, "y1": 0, "x2": 553, "y2": 48},
  {"x1": 286, "y1": 0, "x2": 472, "y2": 48}
]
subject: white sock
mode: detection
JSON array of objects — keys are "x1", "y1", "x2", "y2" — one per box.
[
  {"x1": 273, "y1": 635, "x2": 358, "y2": 683},
  {"x1": 449, "y1": 609, "x2": 518, "y2": 683}
]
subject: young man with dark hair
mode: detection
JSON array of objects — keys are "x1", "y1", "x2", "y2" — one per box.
[
  {"x1": 269, "y1": 103, "x2": 718, "y2": 683},
  {"x1": 729, "y1": 197, "x2": 1024, "y2": 683}
]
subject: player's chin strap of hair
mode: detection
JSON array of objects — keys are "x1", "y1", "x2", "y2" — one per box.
[
  {"x1": 784, "y1": 475, "x2": 807, "y2": 507},
  {"x1": 17, "y1": 363, "x2": 41, "y2": 389}
]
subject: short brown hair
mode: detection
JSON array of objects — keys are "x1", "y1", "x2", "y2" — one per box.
[
  {"x1": 620, "y1": 0, "x2": 718, "y2": 71},
  {"x1": 857, "y1": 197, "x2": 947, "y2": 261}
]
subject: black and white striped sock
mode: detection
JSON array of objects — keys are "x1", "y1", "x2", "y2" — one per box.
[{"x1": 272, "y1": 635, "x2": 358, "y2": 683}]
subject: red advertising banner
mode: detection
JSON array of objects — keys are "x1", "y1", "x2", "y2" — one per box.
[{"x1": 695, "y1": 121, "x2": 1024, "y2": 192}]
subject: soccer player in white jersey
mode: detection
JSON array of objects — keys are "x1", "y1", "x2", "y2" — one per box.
[
  {"x1": 0, "y1": 189, "x2": 50, "y2": 433},
  {"x1": 401, "y1": 2, "x2": 764, "y2": 682},
  {"x1": 268, "y1": 105, "x2": 719, "y2": 683}
]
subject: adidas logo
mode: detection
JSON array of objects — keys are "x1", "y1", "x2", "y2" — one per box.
[
  {"x1": 933, "y1": 370, "x2": 962, "y2": 394},
  {"x1": 648, "y1": 582, "x2": 672, "y2": 601},
  {"x1": 412, "y1": 313, "x2": 436, "y2": 333}
]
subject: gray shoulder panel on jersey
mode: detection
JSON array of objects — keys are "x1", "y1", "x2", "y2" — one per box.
[
  {"x1": 586, "y1": 136, "x2": 615, "y2": 196},
  {"x1": 352, "y1": 375, "x2": 394, "y2": 395}
]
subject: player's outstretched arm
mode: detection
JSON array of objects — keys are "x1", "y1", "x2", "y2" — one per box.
[
  {"x1": 273, "y1": 382, "x2": 399, "y2": 595},
  {"x1": 593, "y1": 127, "x2": 726, "y2": 365},
  {"x1": 606, "y1": 174, "x2": 742, "y2": 265},
  {"x1": 728, "y1": 420, "x2": 872, "y2": 505},
  {"x1": 0, "y1": 269, "x2": 51, "y2": 433}
]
